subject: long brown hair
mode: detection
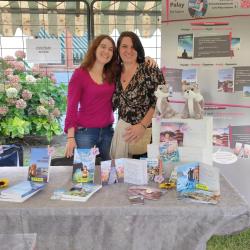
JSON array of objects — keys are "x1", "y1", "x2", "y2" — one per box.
[{"x1": 80, "y1": 35, "x2": 117, "y2": 83}]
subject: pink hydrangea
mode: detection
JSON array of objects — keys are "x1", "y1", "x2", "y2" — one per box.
[
  {"x1": 22, "y1": 89, "x2": 32, "y2": 100},
  {"x1": 4, "y1": 68, "x2": 14, "y2": 76},
  {"x1": 241, "y1": 0, "x2": 250, "y2": 8},
  {"x1": 31, "y1": 65, "x2": 41, "y2": 76},
  {"x1": 9, "y1": 82, "x2": 22, "y2": 91},
  {"x1": 7, "y1": 75, "x2": 22, "y2": 91},
  {"x1": 4, "y1": 56, "x2": 15, "y2": 64},
  {"x1": 15, "y1": 99, "x2": 27, "y2": 109},
  {"x1": 15, "y1": 50, "x2": 26, "y2": 59},
  {"x1": 52, "y1": 108, "x2": 60, "y2": 117},
  {"x1": 13, "y1": 61, "x2": 25, "y2": 72},
  {"x1": 6, "y1": 98, "x2": 17, "y2": 105},
  {"x1": 0, "y1": 106, "x2": 8, "y2": 116},
  {"x1": 8, "y1": 75, "x2": 20, "y2": 84}
]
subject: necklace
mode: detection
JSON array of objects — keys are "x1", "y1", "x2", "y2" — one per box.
[{"x1": 121, "y1": 63, "x2": 138, "y2": 85}]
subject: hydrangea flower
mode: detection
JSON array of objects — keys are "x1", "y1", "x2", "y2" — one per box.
[
  {"x1": 26, "y1": 75, "x2": 37, "y2": 83},
  {"x1": 4, "y1": 68, "x2": 14, "y2": 76},
  {"x1": 15, "y1": 50, "x2": 26, "y2": 59},
  {"x1": 21, "y1": 89, "x2": 32, "y2": 100},
  {"x1": 6, "y1": 87, "x2": 18, "y2": 98},
  {"x1": 52, "y1": 108, "x2": 60, "y2": 117},
  {"x1": 13, "y1": 61, "x2": 25, "y2": 72},
  {"x1": 0, "y1": 106, "x2": 8, "y2": 116},
  {"x1": 37, "y1": 105, "x2": 49, "y2": 116},
  {"x1": 0, "y1": 50, "x2": 66, "y2": 140},
  {"x1": 16, "y1": 99, "x2": 27, "y2": 109}
]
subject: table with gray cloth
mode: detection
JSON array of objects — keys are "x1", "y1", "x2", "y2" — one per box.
[
  {"x1": 0, "y1": 166, "x2": 249, "y2": 250},
  {"x1": 0, "y1": 233, "x2": 37, "y2": 250}
]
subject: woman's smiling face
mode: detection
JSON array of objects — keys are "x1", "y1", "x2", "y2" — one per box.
[
  {"x1": 95, "y1": 38, "x2": 114, "y2": 65},
  {"x1": 119, "y1": 36, "x2": 138, "y2": 64}
]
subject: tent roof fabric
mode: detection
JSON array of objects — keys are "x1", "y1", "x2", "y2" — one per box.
[{"x1": 0, "y1": 1, "x2": 161, "y2": 38}]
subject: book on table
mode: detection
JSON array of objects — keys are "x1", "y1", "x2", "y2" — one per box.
[
  {"x1": 0, "y1": 147, "x2": 50, "y2": 203},
  {"x1": 176, "y1": 162, "x2": 220, "y2": 204},
  {"x1": 51, "y1": 147, "x2": 102, "y2": 202},
  {"x1": 72, "y1": 148, "x2": 97, "y2": 183},
  {"x1": 0, "y1": 180, "x2": 46, "y2": 203},
  {"x1": 27, "y1": 147, "x2": 51, "y2": 183},
  {"x1": 60, "y1": 183, "x2": 102, "y2": 202},
  {"x1": 100, "y1": 158, "x2": 124, "y2": 185}
]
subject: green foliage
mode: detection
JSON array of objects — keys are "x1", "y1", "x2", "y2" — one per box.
[
  {"x1": 0, "y1": 116, "x2": 31, "y2": 138},
  {"x1": 207, "y1": 228, "x2": 250, "y2": 250},
  {"x1": 0, "y1": 51, "x2": 67, "y2": 142}
]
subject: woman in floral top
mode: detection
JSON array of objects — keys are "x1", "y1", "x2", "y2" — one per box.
[{"x1": 111, "y1": 31, "x2": 166, "y2": 157}]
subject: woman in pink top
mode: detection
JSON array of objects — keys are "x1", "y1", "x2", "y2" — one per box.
[{"x1": 64, "y1": 35, "x2": 117, "y2": 160}]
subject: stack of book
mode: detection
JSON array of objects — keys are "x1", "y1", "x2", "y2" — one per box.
[
  {"x1": 0, "y1": 181, "x2": 45, "y2": 203},
  {"x1": 0, "y1": 147, "x2": 51, "y2": 203}
]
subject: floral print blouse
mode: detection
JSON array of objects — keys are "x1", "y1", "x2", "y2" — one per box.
[{"x1": 112, "y1": 62, "x2": 166, "y2": 125}]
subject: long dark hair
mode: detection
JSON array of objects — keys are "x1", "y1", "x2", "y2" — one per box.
[
  {"x1": 116, "y1": 31, "x2": 145, "y2": 71},
  {"x1": 80, "y1": 35, "x2": 117, "y2": 83}
]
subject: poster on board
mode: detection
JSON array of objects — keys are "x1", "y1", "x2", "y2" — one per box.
[{"x1": 162, "y1": 0, "x2": 250, "y2": 203}]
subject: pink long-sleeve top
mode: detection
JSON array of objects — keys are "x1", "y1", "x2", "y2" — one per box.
[{"x1": 64, "y1": 67, "x2": 115, "y2": 133}]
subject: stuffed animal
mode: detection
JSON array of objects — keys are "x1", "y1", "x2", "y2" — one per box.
[
  {"x1": 154, "y1": 84, "x2": 177, "y2": 118},
  {"x1": 181, "y1": 84, "x2": 204, "y2": 119}
]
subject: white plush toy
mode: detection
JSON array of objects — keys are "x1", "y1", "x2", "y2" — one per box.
[
  {"x1": 154, "y1": 84, "x2": 177, "y2": 118},
  {"x1": 181, "y1": 84, "x2": 204, "y2": 119}
]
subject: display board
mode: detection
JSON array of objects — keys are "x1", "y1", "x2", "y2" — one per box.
[{"x1": 162, "y1": 0, "x2": 250, "y2": 203}]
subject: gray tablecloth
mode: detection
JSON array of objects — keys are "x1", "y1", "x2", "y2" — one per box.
[
  {"x1": 0, "y1": 166, "x2": 249, "y2": 250},
  {"x1": 0, "y1": 233, "x2": 36, "y2": 250}
]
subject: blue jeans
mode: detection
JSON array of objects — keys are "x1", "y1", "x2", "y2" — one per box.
[{"x1": 75, "y1": 125, "x2": 114, "y2": 161}]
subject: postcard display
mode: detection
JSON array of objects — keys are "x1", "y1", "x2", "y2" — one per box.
[
  {"x1": 149, "y1": 117, "x2": 213, "y2": 166},
  {"x1": 160, "y1": 1, "x2": 250, "y2": 203}
]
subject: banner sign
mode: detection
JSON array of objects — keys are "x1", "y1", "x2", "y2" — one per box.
[{"x1": 165, "y1": 0, "x2": 250, "y2": 22}]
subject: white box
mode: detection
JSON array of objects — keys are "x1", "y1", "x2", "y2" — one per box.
[{"x1": 150, "y1": 116, "x2": 213, "y2": 164}]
